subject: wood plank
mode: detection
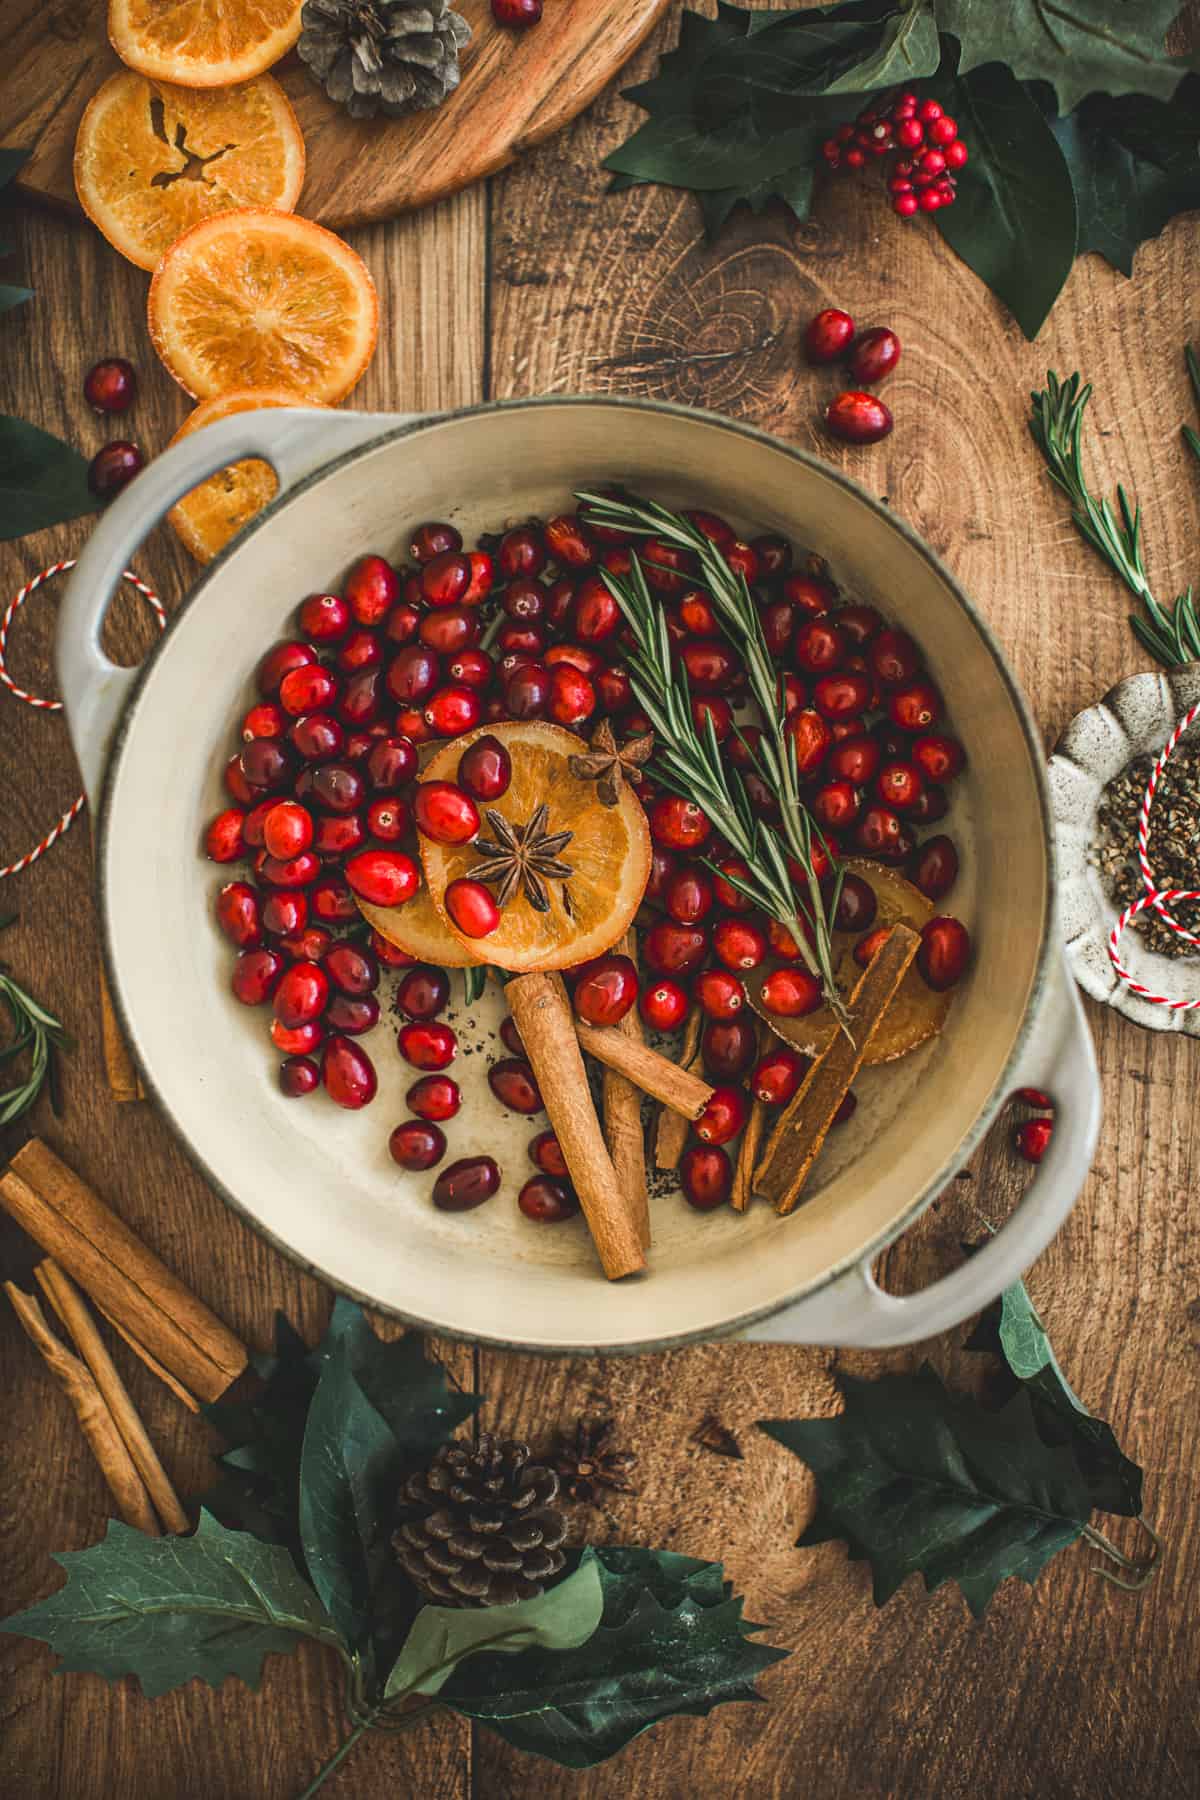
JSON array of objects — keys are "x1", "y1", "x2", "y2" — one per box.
[
  {"x1": 0, "y1": 0, "x2": 669, "y2": 230},
  {"x1": 475, "y1": 4, "x2": 1200, "y2": 1797},
  {"x1": 0, "y1": 186, "x2": 486, "y2": 1800}
]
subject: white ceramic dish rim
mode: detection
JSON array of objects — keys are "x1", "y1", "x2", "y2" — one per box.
[{"x1": 67, "y1": 396, "x2": 1096, "y2": 1352}]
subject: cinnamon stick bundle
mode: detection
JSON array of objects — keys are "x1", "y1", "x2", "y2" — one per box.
[
  {"x1": 755, "y1": 925, "x2": 920, "y2": 1215},
  {"x1": 4, "y1": 1281, "x2": 159, "y2": 1534},
  {"x1": 601, "y1": 932, "x2": 650, "y2": 1250},
  {"x1": 506, "y1": 973, "x2": 645, "y2": 1281},
  {"x1": 574, "y1": 1020, "x2": 713, "y2": 1119},
  {"x1": 0, "y1": 1139, "x2": 247, "y2": 1402},
  {"x1": 654, "y1": 1007, "x2": 704, "y2": 1171}
]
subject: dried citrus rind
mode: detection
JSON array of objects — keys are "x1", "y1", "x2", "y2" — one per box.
[
  {"x1": 109, "y1": 0, "x2": 304, "y2": 88},
  {"x1": 167, "y1": 389, "x2": 319, "y2": 563},
  {"x1": 356, "y1": 890, "x2": 484, "y2": 970},
  {"x1": 749, "y1": 859, "x2": 951, "y2": 1064},
  {"x1": 418, "y1": 722, "x2": 652, "y2": 973}
]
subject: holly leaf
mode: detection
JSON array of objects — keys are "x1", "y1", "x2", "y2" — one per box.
[
  {"x1": 930, "y1": 56, "x2": 1078, "y2": 339},
  {"x1": 697, "y1": 163, "x2": 816, "y2": 239},
  {"x1": 385, "y1": 1552, "x2": 605, "y2": 1699},
  {"x1": 934, "y1": 0, "x2": 1196, "y2": 115},
  {"x1": 441, "y1": 1546, "x2": 786, "y2": 1768},
  {"x1": 823, "y1": 0, "x2": 940, "y2": 92},
  {"x1": 965, "y1": 1280, "x2": 1143, "y2": 1517},
  {"x1": 1051, "y1": 78, "x2": 1200, "y2": 276},
  {"x1": 760, "y1": 1364, "x2": 1099, "y2": 1617},
  {"x1": 318, "y1": 1296, "x2": 480, "y2": 1453},
  {"x1": 0, "y1": 1511, "x2": 343, "y2": 1698},
  {"x1": 0, "y1": 414, "x2": 101, "y2": 540}
]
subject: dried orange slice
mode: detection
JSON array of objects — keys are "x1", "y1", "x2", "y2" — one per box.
[
  {"x1": 74, "y1": 72, "x2": 305, "y2": 273},
  {"x1": 419, "y1": 722, "x2": 652, "y2": 973},
  {"x1": 356, "y1": 889, "x2": 484, "y2": 970},
  {"x1": 109, "y1": 0, "x2": 303, "y2": 87},
  {"x1": 748, "y1": 860, "x2": 951, "y2": 1065},
  {"x1": 148, "y1": 209, "x2": 377, "y2": 402},
  {"x1": 167, "y1": 389, "x2": 319, "y2": 563}
]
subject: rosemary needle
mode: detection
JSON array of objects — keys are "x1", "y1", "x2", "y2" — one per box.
[{"x1": 0, "y1": 914, "x2": 70, "y2": 1126}]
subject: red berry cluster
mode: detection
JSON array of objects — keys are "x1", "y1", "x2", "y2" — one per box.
[
  {"x1": 1012, "y1": 1089, "x2": 1055, "y2": 1164},
  {"x1": 822, "y1": 91, "x2": 968, "y2": 217},
  {"x1": 804, "y1": 310, "x2": 901, "y2": 447},
  {"x1": 82, "y1": 355, "x2": 144, "y2": 500}
]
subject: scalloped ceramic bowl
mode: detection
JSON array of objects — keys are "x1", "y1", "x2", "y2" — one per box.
[
  {"x1": 1049, "y1": 664, "x2": 1200, "y2": 1035},
  {"x1": 57, "y1": 399, "x2": 1100, "y2": 1353}
]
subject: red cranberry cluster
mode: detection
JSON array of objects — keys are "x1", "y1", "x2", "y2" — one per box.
[
  {"x1": 804, "y1": 310, "x2": 900, "y2": 447},
  {"x1": 83, "y1": 355, "x2": 143, "y2": 499},
  {"x1": 822, "y1": 91, "x2": 967, "y2": 217},
  {"x1": 1012, "y1": 1089, "x2": 1054, "y2": 1163}
]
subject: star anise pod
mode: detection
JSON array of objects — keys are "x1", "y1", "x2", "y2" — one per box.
[
  {"x1": 473, "y1": 805, "x2": 574, "y2": 912},
  {"x1": 550, "y1": 1417, "x2": 637, "y2": 1504},
  {"x1": 567, "y1": 719, "x2": 654, "y2": 807}
]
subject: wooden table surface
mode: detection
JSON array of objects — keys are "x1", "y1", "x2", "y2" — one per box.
[{"x1": 2, "y1": 7, "x2": 1198, "y2": 1797}]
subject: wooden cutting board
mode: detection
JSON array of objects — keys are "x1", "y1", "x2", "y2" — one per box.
[{"x1": 1, "y1": 0, "x2": 670, "y2": 230}]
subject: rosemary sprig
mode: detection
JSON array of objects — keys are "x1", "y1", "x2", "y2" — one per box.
[
  {"x1": 0, "y1": 913, "x2": 69, "y2": 1125},
  {"x1": 575, "y1": 494, "x2": 848, "y2": 1030},
  {"x1": 1028, "y1": 368, "x2": 1200, "y2": 668}
]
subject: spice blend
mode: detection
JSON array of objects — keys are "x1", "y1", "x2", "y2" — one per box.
[{"x1": 1093, "y1": 742, "x2": 1200, "y2": 958}]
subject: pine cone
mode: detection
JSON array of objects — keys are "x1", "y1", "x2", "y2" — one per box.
[
  {"x1": 393, "y1": 1435, "x2": 568, "y2": 1607},
  {"x1": 298, "y1": 0, "x2": 471, "y2": 121}
]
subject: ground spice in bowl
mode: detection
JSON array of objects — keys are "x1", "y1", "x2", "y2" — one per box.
[{"x1": 1091, "y1": 737, "x2": 1200, "y2": 959}]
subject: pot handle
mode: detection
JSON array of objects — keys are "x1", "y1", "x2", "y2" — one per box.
[
  {"x1": 56, "y1": 407, "x2": 405, "y2": 807},
  {"x1": 740, "y1": 947, "x2": 1100, "y2": 1348}
]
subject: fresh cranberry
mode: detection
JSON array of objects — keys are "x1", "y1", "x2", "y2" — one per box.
[
  {"x1": 701, "y1": 1016, "x2": 757, "y2": 1078},
  {"x1": 499, "y1": 1015, "x2": 525, "y2": 1056},
  {"x1": 310, "y1": 762, "x2": 365, "y2": 814},
  {"x1": 394, "y1": 707, "x2": 433, "y2": 744},
  {"x1": 572, "y1": 577, "x2": 621, "y2": 643},
  {"x1": 834, "y1": 603, "x2": 883, "y2": 647},
  {"x1": 848, "y1": 327, "x2": 901, "y2": 385},
  {"x1": 365, "y1": 796, "x2": 408, "y2": 842},
  {"x1": 643, "y1": 920, "x2": 707, "y2": 978},
  {"x1": 751, "y1": 533, "x2": 792, "y2": 578},
  {"x1": 781, "y1": 710, "x2": 830, "y2": 779},
  {"x1": 83, "y1": 357, "x2": 136, "y2": 412},
  {"x1": 488, "y1": 1057, "x2": 543, "y2": 1115},
  {"x1": 711, "y1": 918, "x2": 767, "y2": 972},
  {"x1": 362, "y1": 735, "x2": 415, "y2": 791},
  {"x1": 918, "y1": 916, "x2": 970, "y2": 990},
  {"x1": 645, "y1": 846, "x2": 677, "y2": 903},
  {"x1": 695, "y1": 969, "x2": 745, "y2": 1019},
  {"x1": 453, "y1": 735, "x2": 509, "y2": 803},
  {"x1": 216, "y1": 881, "x2": 261, "y2": 948},
  {"x1": 855, "y1": 804, "x2": 909, "y2": 860},
  {"x1": 834, "y1": 872, "x2": 878, "y2": 932},
  {"x1": 497, "y1": 621, "x2": 546, "y2": 658},
  {"x1": 261, "y1": 889, "x2": 307, "y2": 937},
  {"x1": 725, "y1": 539, "x2": 760, "y2": 585},
  {"x1": 828, "y1": 735, "x2": 880, "y2": 786},
  {"x1": 312, "y1": 812, "x2": 366, "y2": 857},
  {"x1": 88, "y1": 440, "x2": 143, "y2": 498},
  {"x1": 528, "y1": 1130, "x2": 567, "y2": 1177},
  {"x1": 812, "y1": 780, "x2": 861, "y2": 832},
  {"x1": 397, "y1": 1020, "x2": 457, "y2": 1069},
  {"x1": 289, "y1": 714, "x2": 344, "y2": 763},
  {"x1": 663, "y1": 868, "x2": 713, "y2": 927},
  {"x1": 419, "y1": 551, "x2": 471, "y2": 608},
  {"x1": 870, "y1": 629, "x2": 920, "y2": 686},
  {"x1": 876, "y1": 761, "x2": 924, "y2": 811},
  {"x1": 344, "y1": 554, "x2": 399, "y2": 626},
  {"x1": 310, "y1": 874, "x2": 357, "y2": 922},
  {"x1": 412, "y1": 782, "x2": 477, "y2": 847},
  {"x1": 433, "y1": 1156, "x2": 500, "y2": 1211},
  {"x1": 407, "y1": 1074, "x2": 461, "y2": 1121},
  {"x1": 637, "y1": 538, "x2": 691, "y2": 596},
  {"x1": 650, "y1": 795, "x2": 711, "y2": 852},
  {"x1": 240, "y1": 738, "x2": 295, "y2": 793},
  {"x1": 369, "y1": 929, "x2": 416, "y2": 966},
  {"x1": 410, "y1": 521, "x2": 461, "y2": 563},
  {"x1": 784, "y1": 575, "x2": 836, "y2": 620},
  {"x1": 448, "y1": 648, "x2": 492, "y2": 688},
  {"x1": 825, "y1": 391, "x2": 893, "y2": 445},
  {"x1": 547, "y1": 664, "x2": 597, "y2": 726},
  {"x1": 760, "y1": 600, "x2": 796, "y2": 658},
  {"x1": 911, "y1": 782, "x2": 949, "y2": 824},
  {"x1": 913, "y1": 734, "x2": 966, "y2": 782},
  {"x1": 279, "y1": 1055, "x2": 319, "y2": 1097},
  {"x1": 445, "y1": 878, "x2": 501, "y2": 938},
  {"x1": 813, "y1": 672, "x2": 872, "y2": 719},
  {"x1": 680, "y1": 639, "x2": 737, "y2": 692},
  {"x1": 280, "y1": 922, "x2": 330, "y2": 962},
  {"x1": 419, "y1": 608, "x2": 477, "y2": 655},
  {"x1": 780, "y1": 671, "x2": 808, "y2": 717},
  {"x1": 752, "y1": 1046, "x2": 810, "y2": 1106},
  {"x1": 695, "y1": 1085, "x2": 748, "y2": 1146},
  {"x1": 386, "y1": 642, "x2": 441, "y2": 703},
  {"x1": 261, "y1": 801, "x2": 313, "y2": 861},
  {"x1": 639, "y1": 979, "x2": 689, "y2": 1031},
  {"x1": 544, "y1": 513, "x2": 595, "y2": 569},
  {"x1": 424, "y1": 684, "x2": 482, "y2": 738},
  {"x1": 496, "y1": 524, "x2": 545, "y2": 579},
  {"x1": 205, "y1": 807, "x2": 245, "y2": 862},
  {"x1": 465, "y1": 551, "x2": 494, "y2": 606},
  {"x1": 889, "y1": 681, "x2": 941, "y2": 733},
  {"x1": 711, "y1": 863, "x2": 754, "y2": 917},
  {"x1": 258, "y1": 641, "x2": 316, "y2": 697},
  {"x1": 395, "y1": 964, "x2": 450, "y2": 1021},
  {"x1": 325, "y1": 992, "x2": 379, "y2": 1035},
  {"x1": 760, "y1": 966, "x2": 822, "y2": 1017},
  {"x1": 684, "y1": 508, "x2": 736, "y2": 550},
  {"x1": 273, "y1": 962, "x2": 329, "y2": 1029},
  {"x1": 804, "y1": 307, "x2": 855, "y2": 364},
  {"x1": 794, "y1": 619, "x2": 846, "y2": 674},
  {"x1": 272, "y1": 1018, "x2": 323, "y2": 1056},
  {"x1": 224, "y1": 754, "x2": 256, "y2": 804},
  {"x1": 389, "y1": 1120, "x2": 447, "y2": 1170},
  {"x1": 680, "y1": 1144, "x2": 733, "y2": 1210},
  {"x1": 853, "y1": 925, "x2": 893, "y2": 969},
  {"x1": 504, "y1": 662, "x2": 550, "y2": 719},
  {"x1": 321, "y1": 1035, "x2": 377, "y2": 1108},
  {"x1": 1015, "y1": 1117, "x2": 1053, "y2": 1164},
  {"x1": 690, "y1": 695, "x2": 733, "y2": 745},
  {"x1": 572, "y1": 953, "x2": 638, "y2": 1026},
  {"x1": 240, "y1": 702, "x2": 285, "y2": 743},
  {"x1": 338, "y1": 666, "x2": 385, "y2": 727},
  {"x1": 258, "y1": 848, "x2": 321, "y2": 888},
  {"x1": 298, "y1": 592, "x2": 350, "y2": 642},
  {"x1": 545, "y1": 642, "x2": 604, "y2": 676},
  {"x1": 337, "y1": 628, "x2": 382, "y2": 673},
  {"x1": 518, "y1": 1176, "x2": 578, "y2": 1222},
  {"x1": 385, "y1": 602, "x2": 422, "y2": 646},
  {"x1": 343, "y1": 848, "x2": 418, "y2": 907},
  {"x1": 596, "y1": 664, "x2": 633, "y2": 712},
  {"x1": 677, "y1": 589, "x2": 719, "y2": 636},
  {"x1": 324, "y1": 942, "x2": 380, "y2": 995}
]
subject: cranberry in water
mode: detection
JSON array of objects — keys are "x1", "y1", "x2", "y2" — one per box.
[
  {"x1": 299, "y1": 592, "x2": 350, "y2": 642},
  {"x1": 695, "y1": 969, "x2": 746, "y2": 1020},
  {"x1": 397, "y1": 1020, "x2": 457, "y2": 1069},
  {"x1": 279, "y1": 1055, "x2": 319, "y2": 1097},
  {"x1": 701, "y1": 1016, "x2": 757, "y2": 1079},
  {"x1": 261, "y1": 889, "x2": 306, "y2": 938},
  {"x1": 917, "y1": 916, "x2": 971, "y2": 991},
  {"x1": 433, "y1": 1156, "x2": 500, "y2": 1212},
  {"x1": 834, "y1": 872, "x2": 878, "y2": 932},
  {"x1": 326, "y1": 992, "x2": 379, "y2": 1035},
  {"x1": 424, "y1": 684, "x2": 482, "y2": 738},
  {"x1": 458, "y1": 734, "x2": 512, "y2": 802},
  {"x1": 488, "y1": 1057, "x2": 543, "y2": 1114},
  {"x1": 909, "y1": 834, "x2": 959, "y2": 901},
  {"x1": 518, "y1": 1176, "x2": 579, "y2": 1222},
  {"x1": 396, "y1": 964, "x2": 451, "y2": 1020},
  {"x1": 414, "y1": 780, "x2": 480, "y2": 845},
  {"x1": 322, "y1": 943, "x2": 380, "y2": 996},
  {"x1": 649, "y1": 795, "x2": 711, "y2": 853},
  {"x1": 407, "y1": 1074, "x2": 461, "y2": 1121},
  {"x1": 232, "y1": 947, "x2": 285, "y2": 1006},
  {"x1": 695, "y1": 1086, "x2": 749, "y2": 1146},
  {"x1": 273, "y1": 962, "x2": 329, "y2": 1029},
  {"x1": 389, "y1": 1120, "x2": 447, "y2": 1170},
  {"x1": 344, "y1": 554, "x2": 399, "y2": 626},
  {"x1": 88, "y1": 440, "x2": 143, "y2": 498},
  {"x1": 410, "y1": 521, "x2": 461, "y2": 563},
  {"x1": 760, "y1": 966, "x2": 822, "y2": 1018},
  {"x1": 752, "y1": 1046, "x2": 810, "y2": 1106},
  {"x1": 639, "y1": 979, "x2": 689, "y2": 1031},
  {"x1": 271, "y1": 1017, "x2": 323, "y2": 1055},
  {"x1": 711, "y1": 918, "x2": 768, "y2": 973},
  {"x1": 444, "y1": 878, "x2": 501, "y2": 938},
  {"x1": 344, "y1": 848, "x2": 419, "y2": 907},
  {"x1": 367, "y1": 734, "x2": 418, "y2": 790},
  {"x1": 322, "y1": 1034, "x2": 378, "y2": 1109},
  {"x1": 216, "y1": 881, "x2": 261, "y2": 948},
  {"x1": 680, "y1": 1144, "x2": 733, "y2": 1211},
  {"x1": 528, "y1": 1129, "x2": 567, "y2": 1176},
  {"x1": 572, "y1": 953, "x2": 638, "y2": 1026},
  {"x1": 205, "y1": 808, "x2": 245, "y2": 862}
]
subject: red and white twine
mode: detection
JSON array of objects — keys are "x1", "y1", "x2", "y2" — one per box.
[
  {"x1": 0, "y1": 559, "x2": 164, "y2": 879},
  {"x1": 1107, "y1": 696, "x2": 1200, "y2": 1011}
]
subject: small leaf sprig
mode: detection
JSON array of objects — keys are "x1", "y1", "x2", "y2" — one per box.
[
  {"x1": 0, "y1": 913, "x2": 68, "y2": 1125},
  {"x1": 1028, "y1": 366, "x2": 1200, "y2": 668},
  {"x1": 575, "y1": 490, "x2": 847, "y2": 1029}
]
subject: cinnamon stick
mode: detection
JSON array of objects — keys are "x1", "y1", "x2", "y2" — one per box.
[
  {"x1": 731, "y1": 1023, "x2": 771, "y2": 1212},
  {"x1": 755, "y1": 924, "x2": 920, "y2": 1215},
  {"x1": 0, "y1": 1139, "x2": 247, "y2": 1402},
  {"x1": 574, "y1": 1020, "x2": 713, "y2": 1119},
  {"x1": 654, "y1": 1006, "x2": 704, "y2": 1171},
  {"x1": 35, "y1": 1260, "x2": 189, "y2": 1534},
  {"x1": 601, "y1": 933, "x2": 650, "y2": 1250},
  {"x1": 97, "y1": 1307, "x2": 201, "y2": 1414},
  {"x1": 506, "y1": 973, "x2": 645, "y2": 1281},
  {"x1": 99, "y1": 967, "x2": 143, "y2": 1103},
  {"x1": 4, "y1": 1281, "x2": 159, "y2": 1534}
]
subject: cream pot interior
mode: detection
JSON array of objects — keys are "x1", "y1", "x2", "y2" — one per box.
[{"x1": 94, "y1": 400, "x2": 1055, "y2": 1352}]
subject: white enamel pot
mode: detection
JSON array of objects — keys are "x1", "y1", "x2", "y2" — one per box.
[{"x1": 58, "y1": 399, "x2": 1100, "y2": 1354}]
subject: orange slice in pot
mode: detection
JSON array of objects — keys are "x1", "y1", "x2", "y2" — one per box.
[
  {"x1": 748, "y1": 859, "x2": 951, "y2": 1064},
  {"x1": 148, "y1": 210, "x2": 377, "y2": 402},
  {"x1": 74, "y1": 72, "x2": 305, "y2": 273},
  {"x1": 355, "y1": 889, "x2": 484, "y2": 971},
  {"x1": 419, "y1": 722, "x2": 652, "y2": 973},
  {"x1": 167, "y1": 389, "x2": 320, "y2": 563},
  {"x1": 109, "y1": 0, "x2": 304, "y2": 87}
]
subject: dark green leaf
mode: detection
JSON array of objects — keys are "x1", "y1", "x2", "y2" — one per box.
[
  {"x1": 0, "y1": 151, "x2": 31, "y2": 322},
  {"x1": 1051, "y1": 79, "x2": 1200, "y2": 276},
  {"x1": 965, "y1": 1281, "x2": 1143, "y2": 1517},
  {"x1": 441, "y1": 1546, "x2": 785, "y2": 1768},
  {"x1": 934, "y1": 0, "x2": 1196, "y2": 114},
  {"x1": 824, "y1": 0, "x2": 940, "y2": 91},
  {"x1": 385, "y1": 1552, "x2": 605, "y2": 1698},
  {"x1": 0, "y1": 149, "x2": 30, "y2": 190},
  {"x1": 698, "y1": 163, "x2": 816, "y2": 238},
  {"x1": 319, "y1": 1298, "x2": 480, "y2": 1453},
  {"x1": 0, "y1": 415, "x2": 100, "y2": 540},
  {"x1": 760, "y1": 1364, "x2": 1099, "y2": 1617},
  {"x1": 0, "y1": 1511, "x2": 343, "y2": 1698},
  {"x1": 0, "y1": 284, "x2": 32, "y2": 316},
  {"x1": 203, "y1": 1311, "x2": 318, "y2": 1558},
  {"x1": 930, "y1": 57, "x2": 1078, "y2": 339},
  {"x1": 298, "y1": 1339, "x2": 401, "y2": 1650}
]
